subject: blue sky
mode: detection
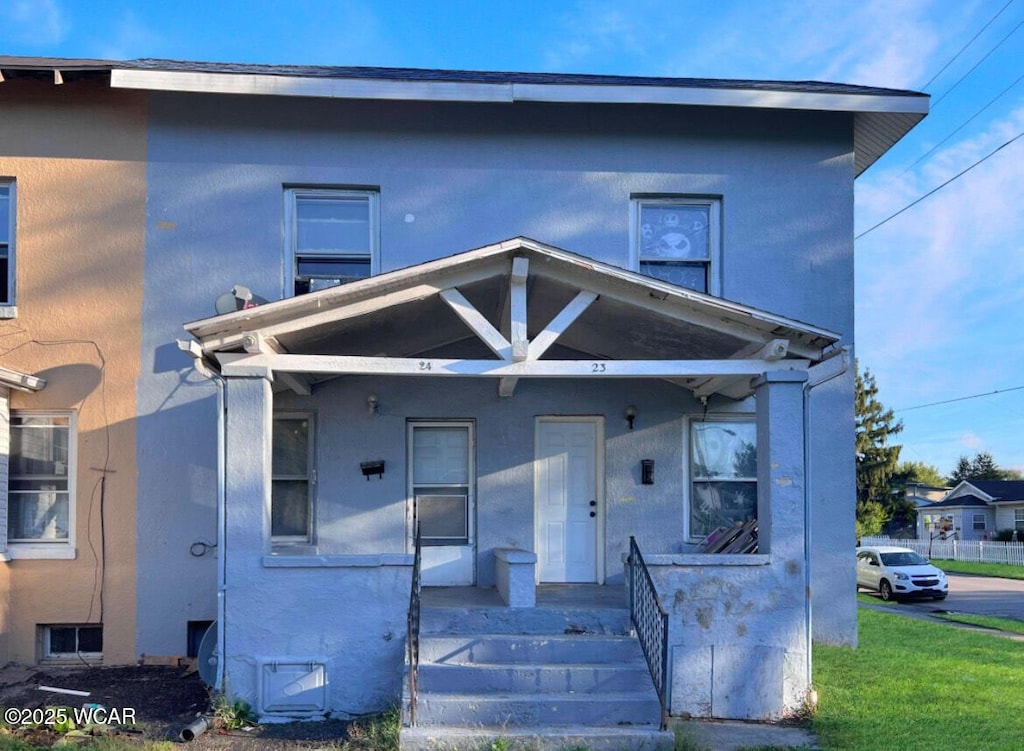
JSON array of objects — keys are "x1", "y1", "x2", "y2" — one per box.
[{"x1": 3, "y1": 0, "x2": 1023, "y2": 478}]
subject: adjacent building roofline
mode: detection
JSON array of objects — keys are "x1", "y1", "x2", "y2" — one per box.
[
  {"x1": 0, "y1": 55, "x2": 928, "y2": 175},
  {"x1": 0, "y1": 365, "x2": 46, "y2": 392}
]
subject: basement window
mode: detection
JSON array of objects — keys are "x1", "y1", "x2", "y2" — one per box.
[{"x1": 42, "y1": 624, "x2": 102, "y2": 661}]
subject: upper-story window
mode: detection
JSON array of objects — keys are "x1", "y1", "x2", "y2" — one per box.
[
  {"x1": 631, "y1": 197, "x2": 721, "y2": 295},
  {"x1": 285, "y1": 188, "x2": 379, "y2": 296},
  {"x1": 1, "y1": 181, "x2": 15, "y2": 306}
]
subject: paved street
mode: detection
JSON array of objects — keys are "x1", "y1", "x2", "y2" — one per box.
[{"x1": 894, "y1": 573, "x2": 1024, "y2": 620}]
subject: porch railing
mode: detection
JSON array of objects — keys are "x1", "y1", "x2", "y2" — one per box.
[
  {"x1": 406, "y1": 524, "x2": 423, "y2": 726},
  {"x1": 628, "y1": 536, "x2": 670, "y2": 730}
]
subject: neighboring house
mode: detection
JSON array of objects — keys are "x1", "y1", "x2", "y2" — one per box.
[
  {"x1": 0, "y1": 69, "x2": 146, "y2": 666},
  {"x1": 917, "y1": 481, "x2": 1024, "y2": 541},
  {"x1": 0, "y1": 56, "x2": 928, "y2": 727}
]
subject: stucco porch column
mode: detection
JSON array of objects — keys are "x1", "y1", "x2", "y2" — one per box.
[
  {"x1": 222, "y1": 373, "x2": 273, "y2": 704},
  {"x1": 753, "y1": 369, "x2": 810, "y2": 712}
]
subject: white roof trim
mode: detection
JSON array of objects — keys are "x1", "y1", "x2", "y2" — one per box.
[
  {"x1": 111, "y1": 68, "x2": 927, "y2": 116},
  {"x1": 0, "y1": 365, "x2": 46, "y2": 392},
  {"x1": 111, "y1": 69, "x2": 513, "y2": 103}
]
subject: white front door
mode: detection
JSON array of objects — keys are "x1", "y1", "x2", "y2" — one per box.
[
  {"x1": 535, "y1": 418, "x2": 602, "y2": 583},
  {"x1": 409, "y1": 421, "x2": 475, "y2": 586}
]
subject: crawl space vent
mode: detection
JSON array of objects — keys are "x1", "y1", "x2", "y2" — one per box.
[{"x1": 259, "y1": 661, "x2": 327, "y2": 715}]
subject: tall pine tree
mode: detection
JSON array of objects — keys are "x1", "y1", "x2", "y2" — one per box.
[{"x1": 855, "y1": 364, "x2": 903, "y2": 539}]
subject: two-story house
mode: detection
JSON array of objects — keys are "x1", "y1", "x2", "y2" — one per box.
[{"x1": 0, "y1": 56, "x2": 927, "y2": 742}]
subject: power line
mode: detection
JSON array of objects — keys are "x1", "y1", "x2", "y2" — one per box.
[
  {"x1": 855, "y1": 128, "x2": 1024, "y2": 240},
  {"x1": 905, "y1": 71, "x2": 1024, "y2": 172},
  {"x1": 931, "y1": 16, "x2": 1024, "y2": 110},
  {"x1": 895, "y1": 385, "x2": 1024, "y2": 412},
  {"x1": 919, "y1": 0, "x2": 1017, "y2": 90}
]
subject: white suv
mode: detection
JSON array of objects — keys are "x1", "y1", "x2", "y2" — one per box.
[{"x1": 856, "y1": 546, "x2": 948, "y2": 602}]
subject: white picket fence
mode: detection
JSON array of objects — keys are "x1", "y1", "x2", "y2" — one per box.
[{"x1": 861, "y1": 536, "x2": 1024, "y2": 566}]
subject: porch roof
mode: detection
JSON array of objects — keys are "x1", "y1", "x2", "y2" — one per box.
[{"x1": 183, "y1": 237, "x2": 841, "y2": 399}]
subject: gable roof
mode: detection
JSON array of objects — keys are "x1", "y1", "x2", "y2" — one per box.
[
  {"x1": 0, "y1": 55, "x2": 928, "y2": 176},
  {"x1": 967, "y1": 480, "x2": 1024, "y2": 503},
  {"x1": 184, "y1": 237, "x2": 841, "y2": 399},
  {"x1": 923, "y1": 494, "x2": 991, "y2": 509}
]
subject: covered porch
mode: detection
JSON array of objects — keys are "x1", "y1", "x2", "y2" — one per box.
[{"x1": 182, "y1": 236, "x2": 843, "y2": 721}]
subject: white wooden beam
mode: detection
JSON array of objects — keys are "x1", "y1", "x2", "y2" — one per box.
[
  {"x1": 692, "y1": 339, "x2": 790, "y2": 398},
  {"x1": 440, "y1": 288, "x2": 512, "y2": 360},
  {"x1": 217, "y1": 352, "x2": 809, "y2": 379},
  {"x1": 527, "y1": 291, "x2": 598, "y2": 360},
  {"x1": 510, "y1": 257, "x2": 529, "y2": 361},
  {"x1": 498, "y1": 377, "x2": 518, "y2": 398},
  {"x1": 241, "y1": 331, "x2": 312, "y2": 396}
]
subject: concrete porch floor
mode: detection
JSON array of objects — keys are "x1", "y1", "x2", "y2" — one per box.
[{"x1": 421, "y1": 583, "x2": 627, "y2": 609}]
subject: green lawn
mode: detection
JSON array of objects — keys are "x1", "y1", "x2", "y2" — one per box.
[
  {"x1": 813, "y1": 608, "x2": 1024, "y2": 750},
  {"x1": 933, "y1": 559, "x2": 1024, "y2": 580},
  {"x1": 933, "y1": 612, "x2": 1024, "y2": 635}
]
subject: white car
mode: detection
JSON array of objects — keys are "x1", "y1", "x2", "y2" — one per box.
[{"x1": 856, "y1": 546, "x2": 948, "y2": 602}]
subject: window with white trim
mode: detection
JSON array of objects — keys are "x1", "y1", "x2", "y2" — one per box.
[
  {"x1": 286, "y1": 188, "x2": 379, "y2": 295},
  {"x1": 7, "y1": 414, "x2": 74, "y2": 553},
  {"x1": 631, "y1": 197, "x2": 720, "y2": 294},
  {"x1": 972, "y1": 513, "x2": 986, "y2": 531},
  {"x1": 1015, "y1": 509, "x2": 1024, "y2": 532},
  {"x1": 0, "y1": 180, "x2": 15, "y2": 306},
  {"x1": 42, "y1": 624, "x2": 102, "y2": 661},
  {"x1": 271, "y1": 413, "x2": 315, "y2": 543},
  {"x1": 688, "y1": 417, "x2": 756, "y2": 540},
  {"x1": 408, "y1": 422, "x2": 474, "y2": 547}
]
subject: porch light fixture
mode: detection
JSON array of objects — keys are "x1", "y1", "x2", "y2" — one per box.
[
  {"x1": 367, "y1": 393, "x2": 379, "y2": 417},
  {"x1": 625, "y1": 405, "x2": 637, "y2": 430}
]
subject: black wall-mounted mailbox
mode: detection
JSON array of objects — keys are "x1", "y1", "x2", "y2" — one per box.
[
  {"x1": 360, "y1": 460, "x2": 385, "y2": 480},
  {"x1": 641, "y1": 459, "x2": 655, "y2": 485}
]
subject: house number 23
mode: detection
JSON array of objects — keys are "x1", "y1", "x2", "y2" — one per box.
[{"x1": 591, "y1": 362, "x2": 606, "y2": 372}]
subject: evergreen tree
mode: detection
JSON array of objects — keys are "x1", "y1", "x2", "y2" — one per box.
[
  {"x1": 948, "y1": 451, "x2": 1014, "y2": 483},
  {"x1": 855, "y1": 364, "x2": 903, "y2": 538}
]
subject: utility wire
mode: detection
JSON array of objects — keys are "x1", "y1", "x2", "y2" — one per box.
[
  {"x1": 896, "y1": 385, "x2": 1024, "y2": 412},
  {"x1": 906, "y1": 71, "x2": 1024, "y2": 172},
  {"x1": 931, "y1": 16, "x2": 1024, "y2": 109},
  {"x1": 919, "y1": 0, "x2": 1016, "y2": 90},
  {"x1": 855, "y1": 128, "x2": 1024, "y2": 239}
]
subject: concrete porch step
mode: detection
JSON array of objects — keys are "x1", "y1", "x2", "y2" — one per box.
[
  {"x1": 419, "y1": 605, "x2": 631, "y2": 636},
  {"x1": 417, "y1": 661, "x2": 654, "y2": 694},
  {"x1": 408, "y1": 690, "x2": 664, "y2": 727},
  {"x1": 418, "y1": 633, "x2": 645, "y2": 665},
  {"x1": 399, "y1": 725, "x2": 675, "y2": 751}
]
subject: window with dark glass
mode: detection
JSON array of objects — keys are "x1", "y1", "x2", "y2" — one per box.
[{"x1": 0, "y1": 181, "x2": 14, "y2": 305}]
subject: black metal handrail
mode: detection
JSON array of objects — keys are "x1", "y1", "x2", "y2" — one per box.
[
  {"x1": 406, "y1": 525, "x2": 422, "y2": 726},
  {"x1": 628, "y1": 535, "x2": 670, "y2": 730}
]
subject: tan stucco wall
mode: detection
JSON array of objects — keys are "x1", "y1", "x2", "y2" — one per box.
[{"x1": 0, "y1": 80, "x2": 146, "y2": 664}]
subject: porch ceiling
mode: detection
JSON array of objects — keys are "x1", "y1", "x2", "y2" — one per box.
[{"x1": 184, "y1": 237, "x2": 841, "y2": 399}]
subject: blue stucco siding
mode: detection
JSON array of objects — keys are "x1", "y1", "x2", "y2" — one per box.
[{"x1": 136, "y1": 92, "x2": 857, "y2": 654}]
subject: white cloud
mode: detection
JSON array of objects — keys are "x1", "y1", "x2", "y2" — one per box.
[
  {"x1": 9, "y1": 0, "x2": 68, "y2": 47},
  {"x1": 960, "y1": 432, "x2": 983, "y2": 450}
]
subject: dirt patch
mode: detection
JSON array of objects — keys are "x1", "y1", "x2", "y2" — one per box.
[{"x1": 1, "y1": 664, "x2": 379, "y2": 750}]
